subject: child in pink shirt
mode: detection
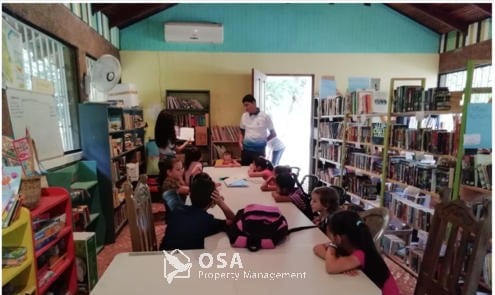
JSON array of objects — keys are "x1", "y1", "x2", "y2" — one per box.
[
  {"x1": 247, "y1": 156, "x2": 274, "y2": 181},
  {"x1": 313, "y1": 210, "x2": 399, "y2": 295}
]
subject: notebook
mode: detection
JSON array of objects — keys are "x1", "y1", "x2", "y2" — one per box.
[{"x1": 224, "y1": 177, "x2": 248, "y2": 187}]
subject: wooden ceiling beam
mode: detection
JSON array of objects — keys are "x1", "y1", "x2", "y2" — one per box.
[
  {"x1": 411, "y1": 4, "x2": 470, "y2": 32},
  {"x1": 472, "y1": 3, "x2": 492, "y2": 15},
  {"x1": 91, "y1": 4, "x2": 113, "y2": 13},
  {"x1": 110, "y1": 4, "x2": 173, "y2": 28}
]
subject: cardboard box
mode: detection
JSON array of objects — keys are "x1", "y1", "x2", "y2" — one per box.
[{"x1": 74, "y1": 232, "x2": 98, "y2": 294}]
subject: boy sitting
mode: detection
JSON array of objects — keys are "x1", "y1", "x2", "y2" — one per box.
[{"x1": 159, "y1": 172, "x2": 235, "y2": 250}]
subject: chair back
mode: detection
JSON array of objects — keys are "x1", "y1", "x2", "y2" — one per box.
[
  {"x1": 414, "y1": 200, "x2": 491, "y2": 295},
  {"x1": 300, "y1": 174, "x2": 322, "y2": 195},
  {"x1": 289, "y1": 166, "x2": 300, "y2": 178},
  {"x1": 359, "y1": 207, "x2": 390, "y2": 245},
  {"x1": 124, "y1": 175, "x2": 158, "y2": 252}
]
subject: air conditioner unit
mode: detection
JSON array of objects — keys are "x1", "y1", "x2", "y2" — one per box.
[{"x1": 164, "y1": 22, "x2": 223, "y2": 43}]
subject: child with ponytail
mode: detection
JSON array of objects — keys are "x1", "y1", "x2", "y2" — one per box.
[{"x1": 313, "y1": 210, "x2": 399, "y2": 295}]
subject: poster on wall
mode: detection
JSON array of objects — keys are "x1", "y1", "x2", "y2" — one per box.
[{"x1": 2, "y1": 18, "x2": 26, "y2": 90}]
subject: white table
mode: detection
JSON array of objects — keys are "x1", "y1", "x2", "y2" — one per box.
[
  {"x1": 92, "y1": 248, "x2": 380, "y2": 295},
  {"x1": 92, "y1": 167, "x2": 380, "y2": 295},
  {"x1": 203, "y1": 166, "x2": 329, "y2": 249}
]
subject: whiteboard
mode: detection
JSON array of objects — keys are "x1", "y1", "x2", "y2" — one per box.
[{"x1": 6, "y1": 88, "x2": 64, "y2": 161}]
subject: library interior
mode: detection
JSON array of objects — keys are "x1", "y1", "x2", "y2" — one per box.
[{"x1": 1, "y1": 3, "x2": 493, "y2": 295}]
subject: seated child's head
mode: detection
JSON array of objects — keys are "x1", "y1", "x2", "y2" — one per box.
[
  {"x1": 274, "y1": 165, "x2": 291, "y2": 177},
  {"x1": 184, "y1": 147, "x2": 202, "y2": 168},
  {"x1": 222, "y1": 151, "x2": 233, "y2": 163},
  {"x1": 274, "y1": 173, "x2": 296, "y2": 196},
  {"x1": 189, "y1": 172, "x2": 216, "y2": 209},
  {"x1": 310, "y1": 186, "x2": 340, "y2": 216},
  {"x1": 253, "y1": 156, "x2": 273, "y2": 171},
  {"x1": 327, "y1": 210, "x2": 372, "y2": 249},
  {"x1": 161, "y1": 158, "x2": 184, "y2": 180}
]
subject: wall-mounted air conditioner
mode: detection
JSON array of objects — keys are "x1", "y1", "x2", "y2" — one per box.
[{"x1": 164, "y1": 22, "x2": 224, "y2": 43}]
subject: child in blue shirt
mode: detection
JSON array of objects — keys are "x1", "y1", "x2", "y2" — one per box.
[{"x1": 159, "y1": 172, "x2": 235, "y2": 250}]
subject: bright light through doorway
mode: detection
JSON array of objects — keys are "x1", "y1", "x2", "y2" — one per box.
[{"x1": 264, "y1": 75, "x2": 313, "y2": 177}]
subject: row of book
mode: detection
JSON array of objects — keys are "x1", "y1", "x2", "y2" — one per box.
[
  {"x1": 33, "y1": 213, "x2": 66, "y2": 250},
  {"x1": 344, "y1": 172, "x2": 381, "y2": 200},
  {"x1": 347, "y1": 152, "x2": 382, "y2": 173},
  {"x1": 175, "y1": 113, "x2": 208, "y2": 127},
  {"x1": 318, "y1": 142, "x2": 342, "y2": 164},
  {"x1": 393, "y1": 86, "x2": 452, "y2": 113},
  {"x1": 319, "y1": 122, "x2": 344, "y2": 140},
  {"x1": 72, "y1": 205, "x2": 91, "y2": 232},
  {"x1": 2, "y1": 194, "x2": 24, "y2": 228},
  {"x1": 387, "y1": 157, "x2": 455, "y2": 193},
  {"x1": 211, "y1": 126, "x2": 241, "y2": 142},
  {"x1": 166, "y1": 96, "x2": 205, "y2": 110},
  {"x1": 65, "y1": 3, "x2": 119, "y2": 48},
  {"x1": 318, "y1": 91, "x2": 388, "y2": 116},
  {"x1": 462, "y1": 154, "x2": 492, "y2": 190},
  {"x1": 388, "y1": 195, "x2": 433, "y2": 232},
  {"x1": 2, "y1": 247, "x2": 27, "y2": 268},
  {"x1": 390, "y1": 125, "x2": 459, "y2": 156},
  {"x1": 346, "y1": 124, "x2": 371, "y2": 143},
  {"x1": 315, "y1": 167, "x2": 342, "y2": 185},
  {"x1": 108, "y1": 113, "x2": 144, "y2": 132}
]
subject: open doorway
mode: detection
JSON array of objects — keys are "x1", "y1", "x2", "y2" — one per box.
[{"x1": 264, "y1": 75, "x2": 313, "y2": 176}]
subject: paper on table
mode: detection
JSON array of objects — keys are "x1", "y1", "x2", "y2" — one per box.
[
  {"x1": 177, "y1": 127, "x2": 195, "y2": 141},
  {"x1": 224, "y1": 177, "x2": 248, "y2": 187}
]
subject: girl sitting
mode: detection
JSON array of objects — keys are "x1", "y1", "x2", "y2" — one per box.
[
  {"x1": 260, "y1": 165, "x2": 292, "y2": 191},
  {"x1": 214, "y1": 151, "x2": 241, "y2": 167},
  {"x1": 159, "y1": 158, "x2": 189, "y2": 212},
  {"x1": 248, "y1": 156, "x2": 274, "y2": 180},
  {"x1": 184, "y1": 147, "x2": 203, "y2": 185},
  {"x1": 310, "y1": 186, "x2": 341, "y2": 233},
  {"x1": 271, "y1": 173, "x2": 313, "y2": 219},
  {"x1": 313, "y1": 210, "x2": 399, "y2": 295}
]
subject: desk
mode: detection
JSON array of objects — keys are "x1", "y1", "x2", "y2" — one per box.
[
  {"x1": 92, "y1": 167, "x2": 380, "y2": 295},
  {"x1": 92, "y1": 248, "x2": 380, "y2": 295}
]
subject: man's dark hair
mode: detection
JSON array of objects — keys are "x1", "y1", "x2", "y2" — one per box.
[
  {"x1": 242, "y1": 94, "x2": 256, "y2": 103},
  {"x1": 190, "y1": 172, "x2": 216, "y2": 209}
]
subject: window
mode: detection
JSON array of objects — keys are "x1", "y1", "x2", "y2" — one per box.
[
  {"x1": 3, "y1": 13, "x2": 80, "y2": 152},
  {"x1": 439, "y1": 64, "x2": 492, "y2": 103}
]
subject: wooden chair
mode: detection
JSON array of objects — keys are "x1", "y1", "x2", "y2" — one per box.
[
  {"x1": 123, "y1": 175, "x2": 158, "y2": 252},
  {"x1": 359, "y1": 207, "x2": 390, "y2": 246},
  {"x1": 414, "y1": 200, "x2": 491, "y2": 295}
]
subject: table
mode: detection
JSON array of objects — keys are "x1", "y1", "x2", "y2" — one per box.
[
  {"x1": 92, "y1": 167, "x2": 380, "y2": 295},
  {"x1": 92, "y1": 248, "x2": 380, "y2": 295},
  {"x1": 203, "y1": 167, "x2": 328, "y2": 249}
]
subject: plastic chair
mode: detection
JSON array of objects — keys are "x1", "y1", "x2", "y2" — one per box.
[
  {"x1": 299, "y1": 174, "x2": 321, "y2": 194},
  {"x1": 414, "y1": 200, "x2": 491, "y2": 295},
  {"x1": 289, "y1": 166, "x2": 300, "y2": 178},
  {"x1": 359, "y1": 207, "x2": 390, "y2": 247}
]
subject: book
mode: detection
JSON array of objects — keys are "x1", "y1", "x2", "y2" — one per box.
[
  {"x1": 177, "y1": 127, "x2": 195, "y2": 141},
  {"x1": 224, "y1": 177, "x2": 248, "y2": 187}
]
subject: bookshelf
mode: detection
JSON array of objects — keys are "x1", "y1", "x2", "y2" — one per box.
[
  {"x1": 46, "y1": 160, "x2": 105, "y2": 252},
  {"x1": 210, "y1": 125, "x2": 242, "y2": 164},
  {"x1": 311, "y1": 95, "x2": 346, "y2": 187},
  {"x1": 31, "y1": 187, "x2": 77, "y2": 295},
  {"x1": 79, "y1": 103, "x2": 146, "y2": 243},
  {"x1": 455, "y1": 61, "x2": 492, "y2": 293},
  {"x1": 2, "y1": 208, "x2": 37, "y2": 295},
  {"x1": 165, "y1": 90, "x2": 211, "y2": 166}
]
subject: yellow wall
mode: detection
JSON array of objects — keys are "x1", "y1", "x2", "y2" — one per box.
[{"x1": 120, "y1": 51, "x2": 439, "y2": 138}]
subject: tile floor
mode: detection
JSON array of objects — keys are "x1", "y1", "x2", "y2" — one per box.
[{"x1": 96, "y1": 203, "x2": 416, "y2": 294}]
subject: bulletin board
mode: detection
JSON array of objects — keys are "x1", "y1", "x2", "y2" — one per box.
[{"x1": 6, "y1": 88, "x2": 64, "y2": 161}]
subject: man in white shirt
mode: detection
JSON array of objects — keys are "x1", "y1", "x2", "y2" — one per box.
[{"x1": 239, "y1": 94, "x2": 277, "y2": 166}]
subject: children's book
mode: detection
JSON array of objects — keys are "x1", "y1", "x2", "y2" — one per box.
[{"x1": 224, "y1": 177, "x2": 248, "y2": 187}]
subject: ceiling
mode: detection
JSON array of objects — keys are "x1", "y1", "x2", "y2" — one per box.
[{"x1": 95, "y1": 3, "x2": 492, "y2": 34}]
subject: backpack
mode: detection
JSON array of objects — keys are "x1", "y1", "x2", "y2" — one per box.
[{"x1": 226, "y1": 204, "x2": 316, "y2": 251}]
